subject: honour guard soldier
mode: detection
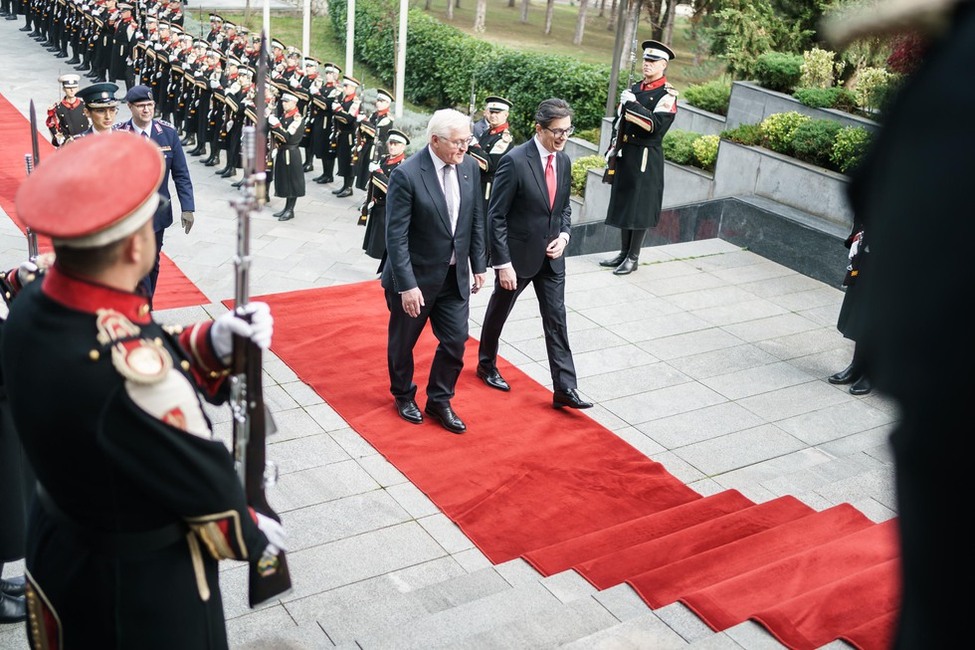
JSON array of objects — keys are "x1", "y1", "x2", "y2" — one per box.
[
  {"x1": 75, "y1": 81, "x2": 120, "y2": 135},
  {"x1": 361, "y1": 128, "x2": 409, "y2": 267},
  {"x1": 300, "y1": 57, "x2": 325, "y2": 175},
  {"x1": 110, "y1": 3, "x2": 139, "y2": 89},
  {"x1": 468, "y1": 95, "x2": 514, "y2": 214},
  {"x1": 3, "y1": 131, "x2": 285, "y2": 648},
  {"x1": 46, "y1": 73, "x2": 90, "y2": 146},
  {"x1": 353, "y1": 88, "x2": 394, "y2": 191},
  {"x1": 269, "y1": 92, "x2": 306, "y2": 222},
  {"x1": 330, "y1": 74, "x2": 361, "y2": 198},
  {"x1": 205, "y1": 12, "x2": 222, "y2": 43},
  {"x1": 313, "y1": 62, "x2": 342, "y2": 185},
  {"x1": 601, "y1": 40, "x2": 678, "y2": 276}
]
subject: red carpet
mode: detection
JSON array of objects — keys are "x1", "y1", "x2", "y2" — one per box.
[
  {"x1": 0, "y1": 89, "x2": 206, "y2": 310},
  {"x1": 258, "y1": 280, "x2": 900, "y2": 650}
]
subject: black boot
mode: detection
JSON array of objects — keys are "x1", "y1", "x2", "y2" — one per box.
[
  {"x1": 828, "y1": 344, "x2": 864, "y2": 385},
  {"x1": 0, "y1": 593, "x2": 26, "y2": 624},
  {"x1": 66, "y1": 54, "x2": 80, "y2": 64},
  {"x1": 613, "y1": 229, "x2": 646, "y2": 276},
  {"x1": 277, "y1": 197, "x2": 296, "y2": 221},
  {"x1": 219, "y1": 166, "x2": 236, "y2": 178},
  {"x1": 315, "y1": 174, "x2": 334, "y2": 184},
  {"x1": 333, "y1": 177, "x2": 353, "y2": 197},
  {"x1": 849, "y1": 375, "x2": 872, "y2": 396},
  {"x1": 600, "y1": 229, "x2": 632, "y2": 267},
  {"x1": 202, "y1": 152, "x2": 220, "y2": 166}
]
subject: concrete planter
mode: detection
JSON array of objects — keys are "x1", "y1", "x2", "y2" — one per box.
[
  {"x1": 712, "y1": 140, "x2": 852, "y2": 231},
  {"x1": 576, "y1": 160, "x2": 714, "y2": 225},
  {"x1": 725, "y1": 81, "x2": 880, "y2": 133},
  {"x1": 672, "y1": 100, "x2": 726, "y2": 136}
]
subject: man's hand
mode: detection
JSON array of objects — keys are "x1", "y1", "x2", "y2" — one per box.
[
  {"x1": 546, "y1": 236, "x2": 567, "y2": 259},
  {"x1": 180, "y1": 211, "x2": 194, "y2": 234},
  {"x1": 471, "y1": 272, "x2": 486, "y2": 294},
  {"x1": 400, "y1": 287, "x2": 424, "y2": 318},
  {"x1": 210, "y1": 302, "x2": 274, "y2": 361},
  {"x1": 620, "y1": 89, "x2": 637, "y2": 106},
  {"x1": 498, "y1": 267, "x2": 518, "y2": 291}
]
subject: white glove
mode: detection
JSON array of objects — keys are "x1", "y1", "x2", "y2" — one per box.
[
  {"x1": 289, "y1": 77, "x2": 300, "y2": 88},
  {"x1": 368, "y1": 161, "x2": 380, "y2": 173},
  {"x1": 255, "y1": 512, "x2": 288, "y2": 553},
  {"x1": 268, "y1": 115, "x2": 280, "y2": 126},
  {"x1": 620, "y1": 89, "x2": 637, "y2": 105},
  {"x1": 210, "y1": 79, "x2": 220, "y2": 89},
  {"x1": 210, "y1": 302, "x2": 273, "y2": 361}
]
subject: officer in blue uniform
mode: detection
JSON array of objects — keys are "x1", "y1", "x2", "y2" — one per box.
[{"x1": 116, "y1": 84, "x2": 196, "y2": 307}]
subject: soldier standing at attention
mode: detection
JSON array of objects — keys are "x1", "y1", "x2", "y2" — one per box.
[
  {"x1": 353, "y1": 88, "x2": 395, "y2": 192},
  {"x1": 2, "y1": 131, "x2": 285, "y2": 648},
  {"x1": 330, "y1": 75, "x2": 361, "y2": 198},
  {"x1": 46, "y1": 73, "x2": 90, "y2": 146},
  {"x1": 467, "y1": 95, "x2": 515, "y2": 216},
  {"x1": 313, "y1": 62, "x2": 343, "y2": 185},
  {"x1": 601, "y1": 40, "x2": 678, "y2": 276},
  {"x1": 361, "y1": 128, "x2": 410, "y2": 267},
  {"x1": 269, "y1": 92, "x2": 306, "y2": 222}
]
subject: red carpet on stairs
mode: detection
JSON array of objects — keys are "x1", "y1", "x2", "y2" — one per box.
[
  {"x1": 0, "y1": 89, "x2": 207, "y2": 310},
  {"x1": 257, "y1": 280, "x2": 901, "y2": 650}
]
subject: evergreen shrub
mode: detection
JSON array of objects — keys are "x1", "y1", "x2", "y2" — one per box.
[
  {"x1": 571, "y1": 155, "x2": 605, "y2": 198},
  {"x1": 682, "y1": 78, "x2": 732, "y2": 116},
  {"x1": 753, "y1": 52, "x2": 803, "y2": 93}
]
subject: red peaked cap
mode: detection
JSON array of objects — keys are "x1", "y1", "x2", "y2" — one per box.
[{"x1": 16, "y1": 132, "x2": 165, "y2": 247}]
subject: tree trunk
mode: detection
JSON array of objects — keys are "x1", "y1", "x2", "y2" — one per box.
[
  {"x1": 447, "y1": 0, "x2": 454, "y2": 21},
  {"x1": 521, "y1": 0, "x2": 530, "y2": 23},
  {"x1": 573, "y1": 0, "x2": 590, "y2": 45},
  {"x1": 508, "y1": 0, "x2": 516, "y2": 7},
  {"x1": 544, "y1": 0, "x2": 554, "y2": 34},
  {"x1": 474, "y1": 0, "x2": 487, "y2": 32},
  {"x1": 650, "y1": 0, "x2": 666, "y2": 41},
  {"x1": 619, "y1": 0, "x2": 643, "y2": 84},
  {"x1": 598, "y1": 0, "x2": 606, "y2": 19},
  {"x1": 663, "y1": 0, "x2": 675, "y2": 46},
  {"x1": 607, "y1": 0, "x2": 619, "y2": 30},
  {"x1": 425, "y1": 0, "x2": 433, "y2": 10}
]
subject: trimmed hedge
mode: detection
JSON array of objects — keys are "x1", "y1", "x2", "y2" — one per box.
[
  {"x1": 753, "y1": 52, "x2": 803, "y2": 94},
  {"x1": 327, "y1": 0, "x2": 610, "y2": 139},
  {"x1": 571, "y1": 155, "x2": 605, "y2": 197},
  {"x1": 682, "y1": 78, "x2": 732, "y2": 116},
  {"x1": 662, "y1": 129, "x2": 718, "y2": 172}
]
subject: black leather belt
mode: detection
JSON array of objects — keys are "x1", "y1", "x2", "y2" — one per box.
[{"x1": 36, "y1": 483, "x2": 186, "y2": 557}]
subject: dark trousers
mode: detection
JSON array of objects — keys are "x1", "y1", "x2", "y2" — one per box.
[
  {"x1": 137, "y1": 228, "x2": 165, "y2": 308},
  {"x1": 385, "y1": 266, "x2": 468, "y2": 406},
  {"x1": 478, "y1": 258, "x2": 577, "y2": 391}
]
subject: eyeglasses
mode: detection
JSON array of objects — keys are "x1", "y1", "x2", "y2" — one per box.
[
  {"x1": 543, "y1": 126, "x2": 575, "y2": 138},
  {"x1": 438, "y1": 136, "x2": 470, "y2": 150}
]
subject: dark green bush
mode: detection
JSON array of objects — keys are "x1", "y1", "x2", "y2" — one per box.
[
  {"x1": 753, "y1": 52, "x2": 803, "y2": 93},
  {"x1": 571, "y1": 155, "x2": 606, "y2": 197},
  {"x1": 791, "y1": 119, "x2": 845, "y2": 169},
  {"x1": 682, "y1": 78, "x2": 732, "y2": 116},
  {"x1": 793, "y1": 87, "x2": 858, "y2": 112},
  {"x1": 662, "y1": 130, "x2": 700, "y2": 166},
  {"x1": 719, "y1": 123, "x2": 763, "y2": 146},
  {"x1": 573, "y1": 127, "x2": 600, "y2": 146}
]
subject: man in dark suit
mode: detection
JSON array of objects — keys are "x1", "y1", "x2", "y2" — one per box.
[
  {"x1": 381, "y1": 109, "x2": 487, "y2": 434},
  {"x1": 117, "y1": 84, "x2": 196, "y2": 307},
  {"x1": 476, "y1": 98, "x2": 592, "y2": 410}
]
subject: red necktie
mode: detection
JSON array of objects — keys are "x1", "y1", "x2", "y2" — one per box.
[{"x1": 545, "y1": 153, "x2": 556, "y2": 209}]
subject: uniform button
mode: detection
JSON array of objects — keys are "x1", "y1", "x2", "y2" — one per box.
[
  {"x1": 181, "y1": 360, "x2": 190, "y2": 371},
  {"x1": 89, "y1": 349, "x2": 100, "y2": 360}
]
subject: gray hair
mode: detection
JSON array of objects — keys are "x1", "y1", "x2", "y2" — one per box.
[
  {"x1": 426, "y1": 108, "x2": 471, "y2": 141},
  {"x1": 534, "y1": 98, "x2": 573, "y2": 128}
]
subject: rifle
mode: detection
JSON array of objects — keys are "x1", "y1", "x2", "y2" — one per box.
[
  {"x1": 603, "y1": 14, "x2": 641, "y2": 185},
  {"x1": 25, "y1": 101, "x2": 41, "y2": 261},
  {"x1": 228, "y1": 32, "x2": 292, "y2": 609}
]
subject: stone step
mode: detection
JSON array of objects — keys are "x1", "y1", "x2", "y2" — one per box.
[{"x1": 357, "y1": 582, "x2": 619, "y2": 649}]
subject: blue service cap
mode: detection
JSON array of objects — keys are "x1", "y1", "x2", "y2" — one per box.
[{"x1": 125, "y1": 85, "x2": 154, "y2": 104}]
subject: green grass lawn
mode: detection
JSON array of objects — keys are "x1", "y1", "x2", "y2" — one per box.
[{"x1": 211, "y1": 3, "x2": 723, "y2": 95}]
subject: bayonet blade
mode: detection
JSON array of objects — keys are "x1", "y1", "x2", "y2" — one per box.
[
  {"x1": 253, "y1": 33, "x2": 268, "y2": 177},
  {"x1": 29, "y1": 100, "x2": 41, "y2": 168}
]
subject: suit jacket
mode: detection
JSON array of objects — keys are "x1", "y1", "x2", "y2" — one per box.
[
  {"x1": 487, "y1": 139, "x2": 572, "y2": 278},
  {"x1": 381, "y1": 146, "x2": 487, "y2": 298},
  {"x1": 117, "y1": 119, "x2": 196, "y2": 231}
]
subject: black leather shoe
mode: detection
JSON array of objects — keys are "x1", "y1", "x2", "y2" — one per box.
[
  {"x1": 19, "y1": 25, "x2": 32, "y2": 31},
  {"x1": 276, "y1": 210, "x2": 295, "y2": 221},
  {"x1": 395, "y1": 398, "x2": 423, "y2": 424},
  {"x1": 335, "y1": 187, "x2": 353, "y2": 198},
  {"x1": 220, "y1": 167, "x2": 236, "y2": 178},
  {"x1": 66, "y1": 55, "x2": 80, "y2": 64},
  {"x1": 231, "y1": 179, "x2": 245, "y2": 188},
  {"x1": 827, "y1": 362, "x2": 860, "y2": 385},
  {"x1": 476, "y1": 366, "x2": 510, "y2": 392},
  {"x1": 599, "y1": 251, "x2": 626, "y2": 267},
  {"x1": 311, "y1": 173, "x2": 326, "y2": 182},
  {"x1": 553, "y1": 388, "x2": 593, "y2": 409},
  {"x1": 424, "y1": 403, "x2": 466, "y2": 433},
  {"x1": 0, "y1": 576, "x2": 25, "y2": 597},
  {"x1": 203, "y1": 157, "x2": 219, "y2": 167},
  {"x1": 613, "y1": 256, "x2": 639, "y2": 275},
  {"x1": 849, "y1": 376, "x2": 872, "y2": 396},
  {"x1": 272, "y1": 207, "x2": 287, "y2": 218},
  {"x1": 315, "y1": 175, "x2": 334, "y2": 184},
  {"x1": 0, "y1": 593, "x2": 26, "y2": 624},
  {"x1": 55, "y1": 51, "x2": 68, "y2": 58},
  {"x1": 302, "y1": 162, "x2": 314, "y2": 172}
]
